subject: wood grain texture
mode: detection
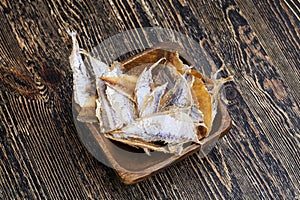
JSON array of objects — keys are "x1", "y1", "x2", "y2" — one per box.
[{"x1": 0, "y1": 0, "x2": 299, "y2": 199}]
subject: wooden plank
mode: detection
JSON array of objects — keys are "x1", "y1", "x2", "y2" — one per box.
[{"x1": 0, "y1": 0, "x2": 299, "y2": 199}]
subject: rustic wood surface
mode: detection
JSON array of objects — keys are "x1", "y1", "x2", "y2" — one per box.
[{"x1": 0, "y1": 0, "x2": 299, "y2": 199}]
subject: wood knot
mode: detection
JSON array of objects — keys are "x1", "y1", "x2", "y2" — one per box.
[
  {"x1": 224, "y1": 83, "x2": 237, "y2": 101},
  {"x1": 0, "y1": 68, "x2": 39, "y2": 98}
]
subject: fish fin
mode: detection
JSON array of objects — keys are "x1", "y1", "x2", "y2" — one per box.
[
  {"x1": 143, "y1": 148, "x2": 151, "y2": 156},
  {"x1": 101, "y1": 75, "x2": 137, "y2": 100},
  {"x1": 105, "y1": 132, "x2": 170, "y2": 154}
]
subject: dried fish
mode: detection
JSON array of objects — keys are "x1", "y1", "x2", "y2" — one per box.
[
  {"x1": 134, "y1": 58, "x2": 165, "y2": 115},
  {"x1": 140, "y1": 83, "x2": 167, "y2": 117},
  {"x1": 100, "y1": 75, "x2": 137, "y2": 100},
  {"x1": 67, "y1": 30, "x2": 94, "y2": 108},
  {"x1": 108, "y1": 110, "x2": 202, "y2": 154},
  {"x1": 104, "y1": 63, "x2": 135, "y2": 126},
  {"x1": 68, "y1": 31, "x2": 231, "y2": 155}
]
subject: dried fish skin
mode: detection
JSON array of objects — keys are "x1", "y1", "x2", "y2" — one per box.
[
  {"x1": 158, "y1": 105, "x2": 207, "y2": 138},
  {"x1": 110, "y1": 110, "x2": 200, "y2": 145},
  {"x1": 96, "y1": 89, "x2": 123, "y2": 133},
  {"x1": 105, "y1": 80, "x2": 135, "y2": 125},
  {"x1": 94, "y1": 62, "x2": 135, "y2": 131},
  {"x1": 134, "y1": 58, "x2": 165, "y2": 115},
  {"x1": 104, "y1": 134, "x2": 169, "y2": 153},
  {"x1": 134, "y1": 66, "x2": 152, "y2": 114},
  {"x1": 100, "y1": 75, "x2": 138, "y2": 100},
  {"x1": 79, "y1": 49, "x2": 110, "y2": 78},
  {"x1": 188, "y1": 104, "x2": 204, "y2": 123},
  {"x1": 159, "y1": 64, "x2": 193, "y2": 109},
  {"x1": 153, "y1": 63, "x2": 179, "y2": 91},
  {"x1": 105, "y1": 87, "x2": 135, "y2": 126},
  {"x1": 140, "y1": 83, "x2": 167, "y2": 117},
  {"x1": 103, "y1": 63, "x2": 135, "y2": 126},
  {"x1": 67, "y1": 30, "x2": 93, "y2": 108},
  {"x1": 103, "y1": 62, "x2": 123, "y2": 77},
  {"x1": 169, "y1": 75, "x2": 193, "y2": 107}
]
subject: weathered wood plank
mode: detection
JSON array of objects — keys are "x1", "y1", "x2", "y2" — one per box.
[
  {"x1": 236, "y1": 0, "x2": 300, "y2": 102},
  {"x1": 0, "y1": 0, "x2": 299, "y2": 199}
]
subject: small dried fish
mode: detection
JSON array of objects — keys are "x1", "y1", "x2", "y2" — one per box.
[
  {"x1": 134, "y1": 58, "x2": 165, "y2": 115},
  {"x1": 108, "y1": 110, "x2": 202, "y2": 154},
  {"x1": 68, "y1": 31, "x2": 231, "y2": 155},
  {"x1": 67, "y1": 30, "x2": 94, "y2": 108},
  {"x1": 104, "y1": 63, "x2": 135, "y2": 126}
]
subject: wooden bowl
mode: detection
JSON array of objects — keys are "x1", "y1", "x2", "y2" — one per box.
[{"x1": 73, "y1": 44, "x2": 232, "y2": 184}]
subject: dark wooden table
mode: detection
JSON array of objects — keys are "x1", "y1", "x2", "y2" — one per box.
[{"x1": 0, "y1": 0, "x2": 299, "y2": 199}]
